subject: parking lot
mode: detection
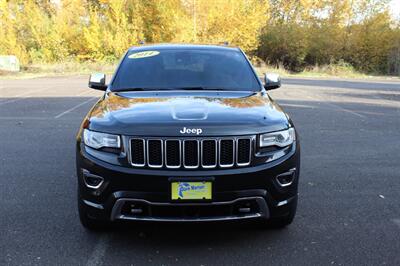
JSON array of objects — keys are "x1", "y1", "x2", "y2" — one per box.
[{"x1": 1, "y1": 75, "x2": 399, "y2": 265}]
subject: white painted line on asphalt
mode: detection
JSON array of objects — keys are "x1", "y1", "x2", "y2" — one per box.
[
  {"x1": 324, "y1": 101, "x2": 366, "y2": 118},
  {"x1": 76, "y1": 90, "x2": 95, "y2": 96},
  {"x1": 393, "y1": 219, "x2": 400, "y2": 229},
  {"x1": 306, "y1": 93, "x2": 366, "y2": 118},
  {"x1": 0, "y1": 117, "x2": 52, "y2": 120},
  {"x1": 0, "y1": 88, "x2": 51, "y2": 106},
  {"x1": 0, "y1": 116, "x2": 82, "y2": 120},
  {"x1": 281, "y1": 103, "x2": 315, "y2": 109},
  {"x1": 86, "y1": 235, "x2": 109, "y2": 266},
  {"x1": 54, "y1": 97, "x2": 97, "y2": 119}
]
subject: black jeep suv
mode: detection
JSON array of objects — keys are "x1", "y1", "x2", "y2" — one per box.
[{"x1": 76, "y1": 44, "x2": 300, "y2": 230}]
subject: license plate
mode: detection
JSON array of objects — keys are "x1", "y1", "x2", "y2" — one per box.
[{"x1": 171, "y1": 181, "x2": 212, "y2": 200}]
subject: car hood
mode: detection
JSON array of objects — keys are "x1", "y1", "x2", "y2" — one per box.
[{"x1": 87, "y1": 91, "x2": 290, "y2": 136}]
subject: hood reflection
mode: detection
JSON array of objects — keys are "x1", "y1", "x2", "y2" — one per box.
[{"x1": 90, "y1": 91, "x2": 282, "y2": 120}]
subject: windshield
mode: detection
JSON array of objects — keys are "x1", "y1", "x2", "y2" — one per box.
[{"x1": 111, "y1": 48, "x2": 260, "y2": 92}]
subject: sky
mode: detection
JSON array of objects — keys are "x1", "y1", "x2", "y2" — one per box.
[{"x1": 390, "y1": 0, "x2": 400, "y2": 18}]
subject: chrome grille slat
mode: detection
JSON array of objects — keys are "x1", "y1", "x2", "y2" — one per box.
[
  {"x1": 130, "y1": 139, "x2": 145, "y2": 167},
  {"x1": 129, "y1": 136, "x2": 253, "y2": 169},
  {"x1": 147, "y1": 139, "x2": 163, "y2": 168},
  {"x1": 183, "y1": 140, "x2": 200, "y2": 168},
  {"x1": 236, "y1": 137, "x2": 252, "y2": 166},
  {"x1": 201, "y1": 139, "x2": 217, "y2": 168},
  {"x1": 219, "y1": 139, "x2": 235, "y2": 168},
  {"x1": 165, "y1": 140, "x2": 181, "y2": 168}
]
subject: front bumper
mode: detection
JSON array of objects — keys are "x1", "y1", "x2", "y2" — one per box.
[
  {"x1": 76, "y1": 142, "x2": 300, "y2": 223},
  {"x1": 110, "y1": 196, "x2": 270, "y2": 222}
]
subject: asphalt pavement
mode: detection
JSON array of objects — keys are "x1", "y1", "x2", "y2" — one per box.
[{"x1": 0, "y1": 75, "x2": 399, "y2": 265}]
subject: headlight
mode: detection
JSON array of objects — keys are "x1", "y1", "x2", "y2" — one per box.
[
  {"x1": 83, "y1": 129, "x2": 121, "y2": 149},
  {"x1": 260, "y1": 128, "x2": 295, "y2": 148}
]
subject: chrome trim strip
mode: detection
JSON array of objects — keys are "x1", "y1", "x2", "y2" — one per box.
[
  {"x1": 82, "y1": 169, "x2": 104, "y2": 189},
  {"x1": 183, "y1": 139, "x2": 200, "y2": 169},
  {"x1": 147, "y1": 139, "x2": 163, "y2": 168},
  {"x1": 83, "y1": 200, "x2": 104, "y2": 210},
  {"x1": 219, "y1": 138, "x2": 235, "y2": 168},
  {"x1": 201, "y1": 139, "x2": 217, "y2": 168},
  {"x1": 277, "y1": 200, "x2": 288, "y2": 207},
  {"x1": 276, "y1": 168, "x2": 296, "y2": 187},
  {"x1": 115, "y1": 214, "x2": 263, "y2": 222},
  {"x1": 236, "y1": 137, "x2": 252, "y2": 167},
  {"x1": 165, "y1": 139, "x2": 181, "y2": 169},
  {"x1": 129, "y1": 138, "x2": 145, "y2": 167},
  {"x1": 110, "y1": 197, "x2": 269, "y2": 222}
]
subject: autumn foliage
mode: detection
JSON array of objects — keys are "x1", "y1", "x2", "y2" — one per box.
[{"x1": 0, "y1": 0, "x2": 399, "y2": 75}]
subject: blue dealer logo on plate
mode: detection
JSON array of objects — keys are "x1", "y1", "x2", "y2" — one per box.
[{"x1": 178, "y1": 182, "x2": 206, "y2": 198}]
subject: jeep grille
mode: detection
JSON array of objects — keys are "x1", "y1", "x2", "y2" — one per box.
[{"x1": 129, "y1": 137, "x2": 253, "y2": 169}]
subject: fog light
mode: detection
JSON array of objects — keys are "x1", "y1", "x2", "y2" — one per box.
[
  {"x1": 235, "y1": 201, "x2": 258, "y2": 215},
  {"x1": 276, "y1": 168, "x2": 296, "y2": 187},
  {"x1": 238, "y1": 207, "x2": 251, "y2": 213},
  {"x1": 82, "y1": 169, "x2": 104, "y2": 189},
  {"x1": 130, "y1": 204, "x2": 144, "y2": 214}
]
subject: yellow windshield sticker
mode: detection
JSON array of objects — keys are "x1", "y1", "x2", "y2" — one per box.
[{"x1": 128, "y1": 51, "x2": 160, "y2": 59}]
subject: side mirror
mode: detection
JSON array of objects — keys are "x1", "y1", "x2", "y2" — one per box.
[
  {"x1": 263, "y1": 73, "x2": 281, "y2": 90},
  {"x1": 88, "y1": 73, "x2": 107, "y2": 91}
]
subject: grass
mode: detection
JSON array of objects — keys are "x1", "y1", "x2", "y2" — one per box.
[
  {"x1": 297, "y1": 61, "x2": 369, "y2": 78},
  {"x1": 0, "y1": 61, "x2": 116, "y2": 79},
  {"x1": 1, "y1": 61, "x2": 399, "y2": 80},
  {"x1": 254, "y1": 61, "x2": 400, "y2": 80},
  {"x1": 254, "y1": 63, "x2": 290, "y2": 77}
]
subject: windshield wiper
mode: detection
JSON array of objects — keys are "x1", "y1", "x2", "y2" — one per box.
[
  {"x1": 114, "y1": 87, "x2": 227, "y2": 92},
  {"x1": 113, "y1": 87, "x2": 161, "y2": 92},
  {"x1": 174, "y1": 87, "x2": 225, "y2": 91}
]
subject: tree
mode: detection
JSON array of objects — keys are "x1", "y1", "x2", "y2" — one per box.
[{"x1": 191, "y1": 0, "x2": 268, "y2": 52}]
